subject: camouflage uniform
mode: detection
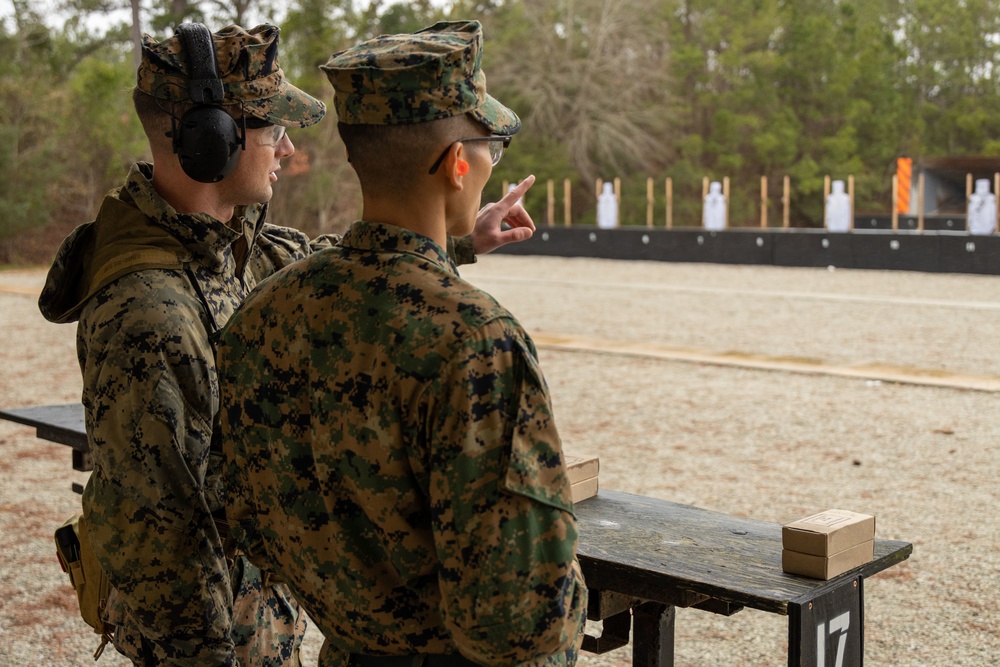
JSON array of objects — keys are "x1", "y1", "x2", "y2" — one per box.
[
  {"x1": 218, "y1": 21, "x2": 587, "y2": 667},
  {"x1": 37, "y1": 24, "x2": 326, "y2": 667}
]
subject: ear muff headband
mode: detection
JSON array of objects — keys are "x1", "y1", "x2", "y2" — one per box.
[{"x1": 173, "y1": 23, "x2": 243, "y2": 183}]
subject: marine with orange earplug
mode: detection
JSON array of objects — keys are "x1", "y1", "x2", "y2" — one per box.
[{"x1": 218, "y1": 19, "x2": 587, "y2": 667}]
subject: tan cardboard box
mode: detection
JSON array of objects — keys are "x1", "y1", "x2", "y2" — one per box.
[
  {"x1": 782, "y1": 509, "x2": 875, "y2": 557},
  {"x1": 564, "y1": 455, "x2": 599, "y2": 485},
  {"x1": 782, "y1": 539, "x2": 875, "y2": 580},
  {"x1": 571, "y1": 476, "x2": 598, "y2": 503}
]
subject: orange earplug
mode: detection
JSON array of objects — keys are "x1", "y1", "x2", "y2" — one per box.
[{"x1": 456, "y1": 160, "x2": 469, "y2": 175}]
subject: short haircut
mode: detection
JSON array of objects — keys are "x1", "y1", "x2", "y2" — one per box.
[
  {"x1": 132, "y1": 88, "x2": 183, "y2": 150},
  {"x1": 338, "y1": 114, "x2": 484, "y2": 196}
]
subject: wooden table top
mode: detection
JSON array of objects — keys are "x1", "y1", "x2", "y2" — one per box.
[{"x1": 574, "y1": 489, "x2": 910, "y2": 615}]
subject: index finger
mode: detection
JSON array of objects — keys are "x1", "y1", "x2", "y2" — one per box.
[{"x1": 503, "y1": 175, "x2": 536, "y2": 203}]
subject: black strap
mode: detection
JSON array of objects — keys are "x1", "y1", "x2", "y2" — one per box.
[{"x1": 176, "y1": 23, "x2": 225, "y2": 104}]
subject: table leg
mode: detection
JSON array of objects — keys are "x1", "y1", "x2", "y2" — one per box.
[
  {"x1": 788, "y1": 575, "x2": 864, "y2": 667},
  {"x1": 632, "y1": 602, "x2": 675, "y2": 667},
  {"x1": 72, "y1": 448, "x2": 94, "y2": 472}
]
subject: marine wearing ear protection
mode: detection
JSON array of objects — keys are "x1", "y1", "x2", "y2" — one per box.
[{"x1": 172, "y1": 23, "x2": 244, "y2": 183}]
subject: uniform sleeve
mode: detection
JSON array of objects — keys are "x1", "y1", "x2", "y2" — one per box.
[
  {"x1": 249, "y1": 223, "x2": 341, "y2": 281},
  {"x1": 79, "y1": 280, "x2": 236, "y2": 666},
  {"x1": 447, "y1": 235, "x2": 477, "y2": 267},
  {"x1": 425, "y1": 320, "x2": 587, "y2": 666},
  {"x1": 215, "y1": 331, "x2": 267, "y2": 567}
]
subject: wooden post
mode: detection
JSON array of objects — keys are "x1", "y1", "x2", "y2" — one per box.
[
  {"x1": 702, "y1": 176, "x2": 709, "y2": 198},
  {"x1": 848, "y1": 175, "x2": 855, "y2": 232},
  {"x1": 891, "y1": 175, "x2": 899, "y2": 232},
  {"x1": 823, "y1": 175, "x2": 831, "y2": 229},
  {"x1": 760, "y1": 176, "x2": 768, "y2": 228},
  {"x1": 783, "y1": 175, "x2": 790, "y2": 228},
  {"x1": 665, "y1": 178, "x2": 673, "y2": 229},
  {"x1": 918, "y1": 172, "x2": 925, "y2": 232},
  {"x1": 546, "y1": 179, "x2": 555, "y2": 227},
  {"x1": 646, "y1": 177, "x2": 654, "y2": 228},
  {"x1": 596, "y1": 178, "x2": 603, "y2": 200},
  {"x1": 995, "y1": 173, "x2": 999, "y2": 233},
  {"x1": 502, "y1": 180, "x2": 509, "y2": 199},
  {"x1": 613, "y1": 177, "x2": 621, "y2": 228},
  {"x1": 966, "y1": 173, "x2": 973, "y2": 235},
  {"x1": 723, "y1": 176, "x2": 730, "y2": 228},
  {"x1": 564, "y1": 179, "x2": 572, "y2": 227}
]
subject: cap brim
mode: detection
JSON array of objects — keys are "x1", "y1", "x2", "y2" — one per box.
[
  {"x1": 469, "y1": 94, "x2": 520, "y2": 136},
  {"x1": 246, "y1": 81, "x2": 327, "y2": 129}
]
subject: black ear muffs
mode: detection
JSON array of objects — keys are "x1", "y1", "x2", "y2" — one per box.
[{"x1": 173, "y1": 23, "x2": 243, "y2": 183}]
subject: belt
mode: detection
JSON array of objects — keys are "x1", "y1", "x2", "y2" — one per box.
[{"x1": 348, "y1": 653, "x2": 480, "y2": 667}]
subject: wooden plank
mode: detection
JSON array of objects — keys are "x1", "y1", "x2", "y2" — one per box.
[
  {"x1": 1, "y1": 404, "x2": 91, "y2": 489},
  {"x1": 587, "y1": 589, "x2": 638, "y2": 619},
  {"x1": 692, "y1": 598, "x2": 744, "y2": 616},
  {"x1": 532, "y1": 333, "x2": 1000, "y2": 393},
  {"x1": 581, "y1": 608, "x2": 631, "y2": 655},
  {"x1": 72, "y1": 448, "x2": 94, "y2": 472},
  {"x1": 1, "y1": 403, "x2": 87, "y2": 450},
  {"x1": 575, "y1": 490, "x2": 911, "y2": 616}
]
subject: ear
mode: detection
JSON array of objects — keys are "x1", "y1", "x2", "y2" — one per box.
[{"x1": 442, "y1": 142, "x2": 467, "y2": 190}]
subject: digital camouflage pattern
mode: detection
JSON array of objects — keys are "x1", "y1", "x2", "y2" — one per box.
[
  {"x1": 137, "y1": 24, "x2": 326, "y2": 128},
  {"x1": 320, "y1": 20, "x2": 520, "y2": 134},
  {"x1": 38, "y1": 162, "x2": 338, "y2": 666},
  {"x1": 218, "y1": 221, "x2": 587, "y2": 667}
]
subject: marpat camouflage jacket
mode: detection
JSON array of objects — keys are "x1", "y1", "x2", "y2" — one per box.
[
  {"x1": 218, "y1": 221, "x2": 587, "y2": 667},
  {"x1": 38, "y1": 162, "x2": 334, "y2": 666}
]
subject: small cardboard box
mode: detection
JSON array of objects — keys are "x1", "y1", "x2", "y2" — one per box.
[
  {"x1": 564, "y1": 455, "x2": 599, "y2": 485},
  {"x1": 782, "y1": 509, "x2": 875, "y2": 557},
  {"x1": 782, "y1": 539, "x2": 874, "y2": 580},
  {"x1": 571, "y1": 476, "x2": 598, "y2": 503}
]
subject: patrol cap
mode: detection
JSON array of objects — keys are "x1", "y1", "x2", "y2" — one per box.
[
  {"x1": 137, "y1": 24, "x2": 326, "y2": 128},
  {"x1": 320, "y1": 20, "x2": 520, "y2": 135}
]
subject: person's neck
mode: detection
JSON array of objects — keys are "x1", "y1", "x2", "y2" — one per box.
[
  {"x1": 361, "y1": 194, "x2": 449, "y2": 249},
  {"x1": 151, "y1": 165, "x2": 235, "y2": 223}
]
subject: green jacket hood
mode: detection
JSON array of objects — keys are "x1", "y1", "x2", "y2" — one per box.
[
  {"x1": 38, "y1": 196, "x2": 188, "y2": 324},
  {"x1": 38, "y1": 163, "x2": 264, "y2": 324}
]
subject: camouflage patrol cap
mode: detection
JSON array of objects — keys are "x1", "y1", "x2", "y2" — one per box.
[
  {"x1": 137, "y1": 23, "x2": 326, "y2": 128},
  {"x1": 319, "y1": 20, "x2": 520, "y2": 134}
]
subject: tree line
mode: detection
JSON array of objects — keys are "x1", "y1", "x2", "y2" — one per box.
[{"x1": 3, "y1": 0, "x2": 1000, "y2": 262}]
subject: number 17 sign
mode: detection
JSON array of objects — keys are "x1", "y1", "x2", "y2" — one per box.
[{"x1": 789, "y1": 576, "x2": 864, "y2": 667}]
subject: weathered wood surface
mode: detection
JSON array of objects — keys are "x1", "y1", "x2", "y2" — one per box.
[
  {"x1": 574, "y1": 490, "x2": 911, "y2": 615},
  {"x1": 1, "y1": 403, "x2": 86, "y2": 450}
]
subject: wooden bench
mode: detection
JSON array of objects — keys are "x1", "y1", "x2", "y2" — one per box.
[{"x1": 2, "y1": 403, "x2": 912, "y2": 667}]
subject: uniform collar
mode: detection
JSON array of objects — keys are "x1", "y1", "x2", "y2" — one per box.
[
  {"x1": 341, "y1": 221, "x2": 457, "y2": 274},
  {"x1": 124, "y1": 162, "x2": 266, "y2": 272}
]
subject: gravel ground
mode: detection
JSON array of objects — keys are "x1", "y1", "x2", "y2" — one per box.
[{"x1": 2, "y1": 257, "x2": 998, "y2": 666}]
